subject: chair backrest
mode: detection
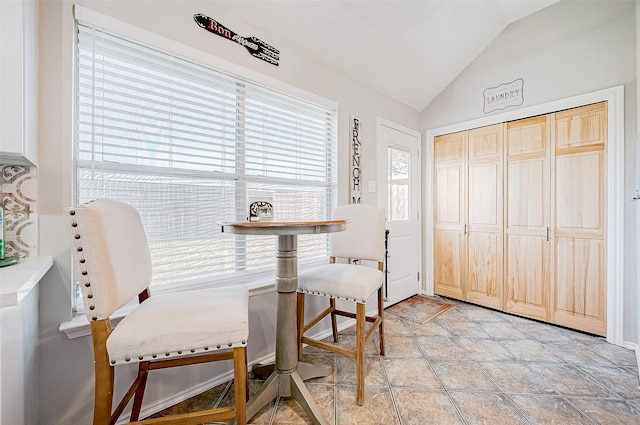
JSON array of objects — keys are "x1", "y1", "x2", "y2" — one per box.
[
  {"x1": 66, "y1": 199, "x2": 152, "y2": 321},
  {"x1": 329, "y1": 204, "x2": 386, "y2": 262}
]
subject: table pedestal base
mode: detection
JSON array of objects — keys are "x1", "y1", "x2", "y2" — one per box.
[
  {"x1": 214, "y1": 230, "x2": 343, "y2": 425},
  {"x1": 246, "y1": 362, "x2": 332, "y2": 425}
]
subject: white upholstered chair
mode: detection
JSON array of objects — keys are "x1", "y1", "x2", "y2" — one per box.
[
  {"x1": 66, "y1": 199, "x2": 249, "y2": 425},
  {"x1": 296, "y1": 203, "x2": 386, "y2": 406}
]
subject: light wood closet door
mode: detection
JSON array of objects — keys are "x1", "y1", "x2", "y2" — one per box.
[
  {"x1": 434, "y1": 131, "x2": 466, "y2": 299},
  {"x1": 505, "y1": 115, "x2": 550, "y2": 321},
  {"x1": 466, "y1": 124, "x2": 503, "y2": 309},
  {"x1": 552, "y1": 102, "x2": 606, "y2": 336}
]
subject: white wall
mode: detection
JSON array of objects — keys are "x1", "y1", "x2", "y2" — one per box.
[
  {"x1": 36, "y1": 1, "x2": 419, "y2": 424},
  {"x1": 421, "y1": 0, "x2": 638, "y2": 345},
  {"x1": 635, "y1": 0, "x2": 640, "y2": 374}
]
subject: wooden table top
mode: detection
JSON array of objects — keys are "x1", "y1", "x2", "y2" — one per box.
[{"x1": 218, "y1": 219, "x2": 347, "y2": 235}]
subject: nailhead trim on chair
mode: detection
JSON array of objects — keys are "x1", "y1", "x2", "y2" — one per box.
[
  {"x1": 110, "y1": 340, "x2": 248, "y2": 365},
  {"x1": 296, "y1": 288, "x2": 379, "y2": 304},
  {"x1": 68, "y1": 208, "x2": 100, "y2": 320}
]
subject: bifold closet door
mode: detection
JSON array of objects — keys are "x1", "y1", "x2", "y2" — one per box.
[
  {"x1": 434, "y1": 131, "x2": 466, "y2": 300},
  {"x1": 552, "y1": 102, "x2": 606, "y2": 336},
  {"x1": 505, "y1": 115, "x2": 551, "y2": 321},
  {"x1": 466, "y1": 124, "x2": 503, "y2": 309}
]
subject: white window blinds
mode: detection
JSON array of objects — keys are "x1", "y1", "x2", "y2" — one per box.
[{"x1": 75, "y1": 23, "x2": 338, "y2": 289}]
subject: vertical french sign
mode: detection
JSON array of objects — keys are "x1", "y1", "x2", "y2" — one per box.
[{"x1": 350, "y1": 115, "x2": 362, "y2": 204}]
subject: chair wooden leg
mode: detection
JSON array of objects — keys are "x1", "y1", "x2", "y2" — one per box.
[
  {"x1": 330, "y1": 298, "x2": 339, "y2": 342},
  {"x1": 355, "y1": 302, "x2": 366, "y2": 406},
  {"x1": 377, "y1": 287, "x2": 385, "y2": 356},
  {"x1": 297, "y1": 292, "x2": 306, "y2": 362},
  {"x1": 90, "y1": 320, "x2": 114, "y2": 425},
  {"x1": 130, "y1": 362, "x2": 150, "y2": 421},
  {"x1": 233, "y1": 347, "x2": 248, "y2": 425}
]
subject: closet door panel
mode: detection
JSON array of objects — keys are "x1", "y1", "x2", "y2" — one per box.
[
  {"x1": 434, "y1": 230, "x2": 466, "y2": 299},
  {"x1": 434, "y1": 131, "x2": 467, "y2": 300},
  {"x1": 435, "y1": 167, "x2": 462, "y2": 227},
  {"x1": 467, "y1": 232, "x2": 501, "y2": 309},
  {"x1": 468, "y1": 163, "x2": 498, "y2": 227},
  {"x1": 505, "y1": 116, "x2": 550, "y2": 321},
  {"x1": 466, "y1": 124, "x2": 503, "y2": 309},
  {"x1": 555, "y1": 103, "x2": 606, "y2": 151},
  {"x1": 506, "y1": 115, "x2": 547, "y2": 156},
  {"x1": 506, "y1": 160, "x2": 546, "y2": 229},
  {"x1": 554, "y1": 237, "x2": 606, "y2": 335},
  {"x1": 552, "y1": 101, "x2": 606, "y2": 335},
  {"x1": 505, "y1": 234, "x2": 549, "y2": 320},
  {"x1": 555, "y1": 151, "x2": 604, "y2": 234}
]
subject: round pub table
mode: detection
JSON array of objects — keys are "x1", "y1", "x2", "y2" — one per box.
[{"x1": 219, "y1": 219, "x2": 347, "y2": 425}]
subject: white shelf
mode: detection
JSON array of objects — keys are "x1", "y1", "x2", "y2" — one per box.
[{"x1": 0, "y1": 256, "x2": 53, "y2": 308}]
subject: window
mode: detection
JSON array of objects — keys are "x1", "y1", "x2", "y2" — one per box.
[{"x1": 74, "y1": 23, "x2": 337, "y2": 296}]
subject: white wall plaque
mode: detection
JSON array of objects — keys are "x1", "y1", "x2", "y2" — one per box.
[
  {"x1": 349, "y1": 114, "x2": 362, "y2": 204},
  {"x1": 483, "y1": 78, "x2": 524, "y2": 113}
]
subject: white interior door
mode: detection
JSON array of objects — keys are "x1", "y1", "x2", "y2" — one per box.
[{"x1": 377, "y1": 119, "x2": 421, "y2": 306}]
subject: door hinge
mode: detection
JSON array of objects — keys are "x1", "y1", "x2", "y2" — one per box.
[{"x1": 417, "y1": 271, "x2": 420, "y2": 281}]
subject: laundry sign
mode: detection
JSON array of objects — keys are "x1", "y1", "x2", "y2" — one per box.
[
  {"x1": 350, "y1": 115, "x2": 362, "y2": 204},
  {"x1": 193, "y1": 13, "x2": 279, "y2": 66},
  {"x1": 483, "y1": 78, "x2": 524, "y2": 113}
]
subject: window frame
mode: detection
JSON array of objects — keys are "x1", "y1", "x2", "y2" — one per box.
[{"x1": 71, "y1": 6, "x2": 339, "y2": 312}]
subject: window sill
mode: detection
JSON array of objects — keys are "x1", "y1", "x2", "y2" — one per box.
[{"x1": 59, "y1": 275, "x2": 277, "y2": 339}]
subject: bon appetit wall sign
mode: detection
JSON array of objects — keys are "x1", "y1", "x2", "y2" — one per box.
[{"x1": 194, "y1": 13, "x2": 279, "y2": 66}]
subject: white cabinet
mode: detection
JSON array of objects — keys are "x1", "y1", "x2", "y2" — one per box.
[{"x1": 0, "y1": 0, "x2": 38, "y2": 166}]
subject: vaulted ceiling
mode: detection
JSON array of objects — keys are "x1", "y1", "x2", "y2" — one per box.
[{"x1": 215, "y1": 0, "x2": 559, "y2": 111}]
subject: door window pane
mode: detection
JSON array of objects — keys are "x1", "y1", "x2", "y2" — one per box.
[{"x1": 388, "y1": 147, "x2": 410, "y2": 220}]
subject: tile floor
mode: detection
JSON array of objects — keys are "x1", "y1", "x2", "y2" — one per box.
[{"x1": 158, "y1": 297, "x2": 640, "y2": 424}]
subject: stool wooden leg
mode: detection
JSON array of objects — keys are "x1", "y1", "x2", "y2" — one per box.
[
  {"x1": 233, "y1": 347, "x2": 248, "y2": 425},
  {"x1": 355, "y1": 302, "x2": 366, "y2": 406},
  {"x1": 91, "y1": 320, "x2": 114, "y2": 425},
  {"x1": 130, "y1": 362, "x2": 149, "y2": 421},
  {"x1": 330, "y1": 298, "x2": 339, "y2": 342}
]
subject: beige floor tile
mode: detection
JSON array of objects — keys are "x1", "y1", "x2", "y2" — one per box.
[
  {"x1": 408, "y1": 319, "x2": 452, "y2": 337},
  {"x1": 509, "y1": 394, "x2": 596, "y2": 424},
  {"x1": 587, "y1": 340, "x2": 639, "y2": 366},
  {"x1": 271, "y1": 384, "x2": 334, "y2": 425},
  {"x1": 501, "y1": 339, "x2": 564, "y2": 362},
  {"x1": 571, "y1": 398, "x2": 640, "y2": 425},
  {"x1": 439, "y1": 320, "x2": 491, "y2": 338},
  {"x1": 382, "y1": 314, "x2": 413, "y2": 336},
  {"x1": 478, "y1": 361, "x2": 558, "y2": 395},
  {"x1": 416, "y1": 335, "x2": 470, "y2": 361},
  {"x1": 577, "y1": 364, "x2": 640, "y2": 398},
  {"x1": 335, "y1": 355, "x2": 387, "y2": 387},
  {"x1": 336, "y1": 385, "x2": 400, "y2": 425},
  {"x1": 544, "y1": 341, "x2": 616, "y2": 365},
  {"x1": 431, "y1": 360, "x2": 500, "y2": 392},
  {"x1": 392, "y1": 388, "x2": 464, "y2": 425},
  {"x1": 527, "y1": 362, "x2": 619, "y2": 397},
  {"x1": 382, "y1": 357, "x2": 442, "y2": 389},
  {"x1": 449, "y1": 391, "x2": 529, "y2": 425},
  {"x1": 381, "y1": 335, "x2": 423, "y2": 358},
  {"x1": 456, "y1": 338, "x2": 515, "y2": 362},
  {"x1": 479, "y1": 321, "x2": 528, "y2": 340}
]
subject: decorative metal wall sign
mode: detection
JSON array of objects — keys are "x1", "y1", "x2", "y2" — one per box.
[
  {"x1": 350, "y1": 115, "x2": 362, "y2": 204},
  {"x1": 483, "y1": 78, "x2": 524, "y2": 113},
  {"x1": 0, "y1": 165, "x2": 38, "y2": 258},
  {"x1": 194, "y1": 13, "x2": 279, "y2": 66}
]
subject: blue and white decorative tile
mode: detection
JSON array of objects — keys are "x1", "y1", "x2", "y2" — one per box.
[{"x1": 0, "y1": 165, "x2": 38, "y2": 258}]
